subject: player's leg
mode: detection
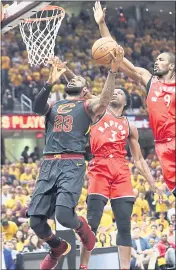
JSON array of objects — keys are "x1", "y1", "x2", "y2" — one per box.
[
  {"x1": 80, "y1": 159, "x2": 110, "y2": 269},
  {"x1": 111, "y1": 198, "x2": 134, "y2": 270},
  {"x1": 28, "y1": 159, "x2": 70, "y2": 270},
  {"x1": 110, "y1": 159, "x2": 135, "y2": 270},
  {"x1": 55, "y1": 159, "x2": 95, "y2": 252},
  {"x1": 155, "y1": 139, "x2": 176, "y2": 196},
  {"x1": 80, "y1": 194, "x2": 108, "y2": 269}
]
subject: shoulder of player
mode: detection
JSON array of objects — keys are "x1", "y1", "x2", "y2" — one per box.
[{"x1": 85, "y1": 97, "x2": 100, "y2": 111}]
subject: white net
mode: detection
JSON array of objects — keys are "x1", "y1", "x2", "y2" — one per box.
[{"x1": 19, "y1": 6, "x2": 65, "y2": 66}]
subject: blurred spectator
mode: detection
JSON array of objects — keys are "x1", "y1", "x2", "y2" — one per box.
[
  {"x1": 156, "y1": 233, "x2": 176, "y2": 267},
  {"x1": 2, "y1": 89, "x2": 14, "y2": 112},
  {"x1": 30, "y1": 146, "x2": 40, "y2": 161},
  {"x1": 130, "y1": 89, "x2": 143, "y2": 114},
  {"x1": 1, "y1": 220, "x2": 18, "y2": 241},
  {"x1": 145, "y1": 224, "x2": 160, "y2": 246},
  {"x1": 23, "y1": 235, "x2": 46, "y2": 253},
  {"x1": 2, "y1": 244, "x2": 15, "y2": 270},
  {"x1": 21, "y1": 146, "x2": 29, "y2": 163},
  {"x1": 131, "y1": 226, "x2": 158, "y2": 269},
  {"x1": 156, "y1": 212, "x2": 169, "y2": 230},
  {"x1": 96, "y1": 232, "x2": 111, "y2": 247}
]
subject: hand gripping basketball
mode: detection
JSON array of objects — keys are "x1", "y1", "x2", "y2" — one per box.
[{"x1": 110, "y1": 45, "x2": 124, "y2": 72}]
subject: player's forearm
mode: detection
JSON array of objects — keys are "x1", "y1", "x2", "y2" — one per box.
[
  {"x1": 33, "y1": 83, "x2": 52, "y2": 115},
  {"x1": 98, "y1": 21, "x2": 112, "y2": 38},
  {"x1": 135, "y1": 158, "x2": 154, "y2": 187},
  {"x1": 64, "y1": 67, "x2": 76, "y2": 82},
  {"x1": 99, "y1": 70, "x2": 116, "y2": 108},
  {"x1": 120, "y1": 58, "x2": 142, "y2": 83}
]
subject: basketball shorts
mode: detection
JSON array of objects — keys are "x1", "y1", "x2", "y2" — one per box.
[
  {"x1": 155, "y1": 138, "x2": 176, "y2": 192},
  {"x1": 88, "y1": 156, "x2": 135, "y2": 200},
  {"x1": 27, "y1": 157, "x2": 86, "y2": 218}
]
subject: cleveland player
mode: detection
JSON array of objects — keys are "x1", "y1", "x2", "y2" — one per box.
[
  {"x1": 27, "y1": 51, "x2": 123, "y2": 270},
  {"x1": 93, "y1": 1, "x2": 176, "y2": 197},
  {"x1": 79, "y1": 88, "x2": 155, "y2": 270}
]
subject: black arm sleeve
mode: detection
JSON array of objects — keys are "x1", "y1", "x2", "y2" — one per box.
[
  {"x1": 33, "y1": 83, "x2": 53, "y2": 115},
  {"x1": 146, "y1": 76, "x2": 152, "y2": 95}
]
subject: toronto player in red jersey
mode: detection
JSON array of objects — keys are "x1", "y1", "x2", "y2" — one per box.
[
  {"x1": 80, "y1": 88, "x2": 155, "y2": 270},
  {"x1": 93, "y1": 1, "x2": 176, "y2": 197}
]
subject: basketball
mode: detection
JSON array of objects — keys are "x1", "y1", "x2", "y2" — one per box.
[{"x1": 92, "y1": 37, "x2": 118, "y2": 65}]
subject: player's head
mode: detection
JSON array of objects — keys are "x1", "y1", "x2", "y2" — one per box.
[
  {"x1": 153, "y1": 52, "x2": 175, "y2": 77},
  {"x1": 110, "y1": 88, "x2": 131, "y2": 112},
  {"x1": 65, "y1": 76, "x2": 89, "y2": 97}
]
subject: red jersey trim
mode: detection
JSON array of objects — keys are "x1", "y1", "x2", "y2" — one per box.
[
  {"x1": 107, "y1": 108, "x2": 124, "y2": 119},
  {"x1": 160, "y1": 82, "x2": 176, "y2": 87},
  {"x1": 91, "y1": 110, "x2": 106, "y2": 126}
]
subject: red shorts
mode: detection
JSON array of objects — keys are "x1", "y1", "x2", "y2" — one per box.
[
  {"x1": 88, "y1": 156, "x2": 135, "y2": 199},
  {"x1": 155, "y1": 138, "x2": 176, "y2": 192}
]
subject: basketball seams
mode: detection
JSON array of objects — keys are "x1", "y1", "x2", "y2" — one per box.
[
  {"x1": 93, "y1": 47, "x2": 116, "y2": 62},
  {"x1": 92, "y1": 40, "x2": 117, "y2": 59}
]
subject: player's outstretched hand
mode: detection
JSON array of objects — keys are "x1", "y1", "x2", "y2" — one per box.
[
  {"x1": 110, "y1": 45, "x2": 124, "y2": 72},
  {"x1": 93, "y1": 1, "x2": 106, "y2": 25},
  {"x1": 47, "y1": 56, "x2": 67, "y2": 85}
]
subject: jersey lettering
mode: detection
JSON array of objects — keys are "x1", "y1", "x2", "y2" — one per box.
[
  {"x1": 146, "y1": 77, "x2": 175, "y2": 140},
  {"x1": 53, "y1": 115, "x2": 73, "y2": 132},
  {"x1": 164, "y1": 94, "x2": 171, "y2": 107},
  {"x1": 90, "y1": 110, "x2": 129, "y2": 157},
  {"x1": 109, "y1": 130, "x2": 117, "y2": 142}
]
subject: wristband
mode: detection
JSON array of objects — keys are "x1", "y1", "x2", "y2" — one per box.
[{"x1": 109, "y1": 70, "x2": 117, "y2": 75}]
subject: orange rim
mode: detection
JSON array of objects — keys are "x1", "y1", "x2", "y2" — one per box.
[{"x1": 23, "y1": 6, "x2": 65, "y2": 23}]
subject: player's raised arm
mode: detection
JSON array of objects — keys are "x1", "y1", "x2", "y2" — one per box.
[
  {"x1": 33, "y1": 57, "x2": 66, "y2": 115},
  {"x1": 93, "y1": 1, "x2": 152, "y2": 86},
  {"x1": 128, "y1": 124, "x2": 155, "y2": 189},
  {"x1": 86, "y1": 46, "x2": 124, "y2": 121}
]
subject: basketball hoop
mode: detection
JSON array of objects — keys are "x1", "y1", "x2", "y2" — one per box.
[{"x1": 20, "y1": 6, "x2": 65, "y2": 66}]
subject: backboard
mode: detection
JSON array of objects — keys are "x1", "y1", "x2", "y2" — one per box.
[{"x1": 1, "y1": 1, "x2": 52, "y2": 33}]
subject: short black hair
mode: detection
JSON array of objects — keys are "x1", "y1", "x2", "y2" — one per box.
[{"x1": 120, "y1": 87, "x2": 131, "y2": 111}]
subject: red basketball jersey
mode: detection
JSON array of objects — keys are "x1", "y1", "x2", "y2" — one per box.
[
  {"x1": 90, "y1": 109, "x2": 129, "y2": 157},
  {"x1": 146, "y1": 77, "x2": 176, "y2": 141}
]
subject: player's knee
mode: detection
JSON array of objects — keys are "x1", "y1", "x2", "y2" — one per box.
[
  {"x1": 116, "y1": 223, "x2": 132, "y2": 247},
  {"x1": 30, "y1": 215, "x2": 44, "y2": 233},
  {"x1": 87, "y1": 214, "x2": 101, "y2": 235},
  {"x1": 55, "y1": 206, "x2": 76, "y2": 228},
  {"x1": 87, "y1": 195, "x2": 107, "y2": 235}
]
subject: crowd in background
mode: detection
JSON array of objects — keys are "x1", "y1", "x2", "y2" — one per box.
[
  {"x1": 1, "y1": 7, "x2": 174, "y2": 113},
  {"x1": 1, "y1": 145, "x2": 175, "y2": 269}
]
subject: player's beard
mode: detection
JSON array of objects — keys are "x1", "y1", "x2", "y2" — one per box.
[
  {"x1": 153, "y1": 68, "x2": 169, "y2": 76},
  {"x1": 65, "y1": 86, "x2": 83, "y2": 96}
]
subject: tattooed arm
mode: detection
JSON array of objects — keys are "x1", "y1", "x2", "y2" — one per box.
[{"x1": 86, "y1": 46, "x2": 124, "y2": 122}]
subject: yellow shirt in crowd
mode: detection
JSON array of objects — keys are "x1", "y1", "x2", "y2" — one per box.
[
  {"x1": 1, "y1": 221, "x2": 18, "y2": 241},
  {"x1": 1, "y1": 56, "x2": 11, "y2": 69},
  {"x1": 154, "y1": 194, "x2": 168, "y2": 213},
  {"x1": 20, "y1": 173, "x2": 33, "y2": 187}
]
